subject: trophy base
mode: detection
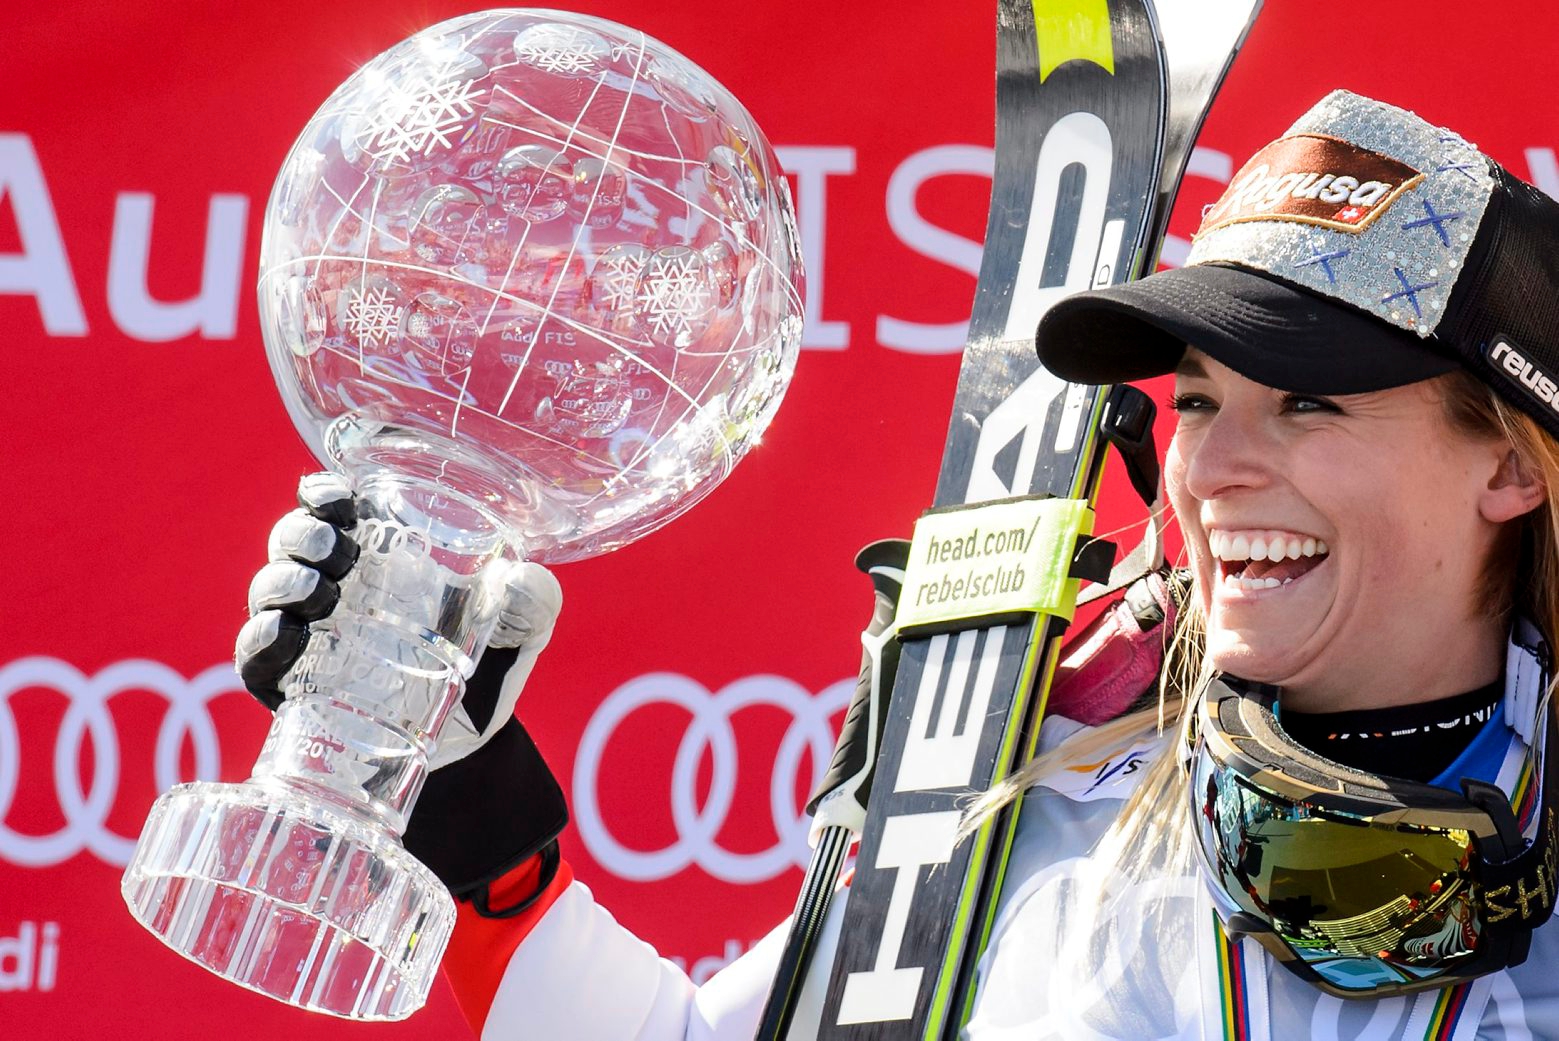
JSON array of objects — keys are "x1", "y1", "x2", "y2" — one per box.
[{"x1": 121, "y1": 780, "x2": 455, "y2": 1021}]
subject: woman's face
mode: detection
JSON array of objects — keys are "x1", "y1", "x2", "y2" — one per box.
[{"x1": 1165, "y1": 349, "x2": 1538, "y2": 711}]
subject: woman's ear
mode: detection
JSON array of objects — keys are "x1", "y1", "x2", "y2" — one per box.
[{"x1": 1481, "y1": 447, "x2": 1547, "y2": 523}]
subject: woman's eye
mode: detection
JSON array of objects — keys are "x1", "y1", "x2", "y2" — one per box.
[
  {"x1": 1282, "y1": 394, "x2": 1342, "y2": 414},
  {"x1": 1168, "y1": 393, "x2": 1215, "y2": 414}
]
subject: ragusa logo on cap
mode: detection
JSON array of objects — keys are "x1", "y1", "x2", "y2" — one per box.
[{"x1": 1196, "y1": 133, "x2": 1424, "y2": 237}]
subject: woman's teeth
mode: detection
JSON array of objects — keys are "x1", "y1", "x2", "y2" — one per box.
[
  {"x1": 1207, "y1": 529, "x2": 1329, "y2": 592},
  {"x1": 1208, "y1": 530, "x2": 1328, "y2": 563}
]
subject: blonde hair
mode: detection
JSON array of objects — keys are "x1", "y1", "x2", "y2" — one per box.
[{"x1": 961, "y1": 370, "x2": 1559, "y2": 882}]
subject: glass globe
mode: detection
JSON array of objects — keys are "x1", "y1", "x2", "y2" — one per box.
[
  {"x1": 123, "y1": 10, "x2": 803, "y2": 1021},
  {"x1": 257, "y1": 8, "x2": 805, "y2": 563}
]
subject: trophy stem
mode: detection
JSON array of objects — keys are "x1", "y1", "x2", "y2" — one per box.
[
  {"x1": 259, "y1": 466, "x2": 518, "y2": 833},
  {"x1": 123, "y1": 467, "x2": 519, "y2": 1021}
]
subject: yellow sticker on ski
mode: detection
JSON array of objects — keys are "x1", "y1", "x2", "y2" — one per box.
[
  {"x1": 1033, "y1": 0, "x2": 1115, "y2": 82},
  {"x1": 896, "y1": 496, "x2": 1095, "y2": 635}
]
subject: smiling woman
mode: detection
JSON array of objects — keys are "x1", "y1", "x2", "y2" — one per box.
[{"x1": 1004, "y1": 88, "x2": 1559, "y2": 1033}]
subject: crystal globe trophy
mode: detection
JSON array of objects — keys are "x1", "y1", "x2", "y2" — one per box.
[{"x1": 121, "y1": 10, "x2": 803, "y2": 1021}]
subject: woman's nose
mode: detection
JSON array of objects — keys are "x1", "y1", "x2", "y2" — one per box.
[{"x1": 1178, "y1": 406, "x2": 1275, "y2": 502}]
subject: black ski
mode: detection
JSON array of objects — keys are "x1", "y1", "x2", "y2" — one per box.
[{"x1": 802, "y1": 2, "x2": 1262, "y2": 1039}]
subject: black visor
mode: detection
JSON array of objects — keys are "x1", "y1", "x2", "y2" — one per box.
[{"x1": 1035, "y1": 263, "x2": 1460, "y2": 395}]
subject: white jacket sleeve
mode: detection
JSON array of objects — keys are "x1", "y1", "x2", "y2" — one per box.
[
  {"x1": 478, "y1": 878, "x2": 849, "y2": 1040},
  {"x1": 480, "y1": 880, "x2": 695, "y2": 1039}
]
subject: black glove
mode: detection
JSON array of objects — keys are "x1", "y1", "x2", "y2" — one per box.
[{"x1": 235, "y1": 472, "x2": 569, "y2": 916}]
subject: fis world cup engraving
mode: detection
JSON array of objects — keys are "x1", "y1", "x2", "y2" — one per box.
[{"x1": 121, "y1": 9, "x2": 803, "y2": 1022}]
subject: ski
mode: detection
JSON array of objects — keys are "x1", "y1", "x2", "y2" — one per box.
[
  {"x1": 806, "y1": 2, "x2": 1262, "y2": 1039},
  {"x1": 756, "y1": 541, "x2": 909, "y2": 1041}
]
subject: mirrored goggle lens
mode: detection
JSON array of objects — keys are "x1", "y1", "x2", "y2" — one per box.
[{"x1": 1189, "y1": 750, "x2": 1482, "y2": 992}]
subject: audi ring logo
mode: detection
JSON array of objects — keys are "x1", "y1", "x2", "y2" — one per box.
[
  {"x1": 573, "y1": 672, "x2": 852, "y2": 884},
  {"x1": 2, "y1": 657, "x2": 850, "y2": 888},
  {"x1": 0, "y1": 656, "x2": 245, "y2": 868}
]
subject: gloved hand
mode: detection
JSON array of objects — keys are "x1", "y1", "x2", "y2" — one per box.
[{"x1": 234, "y1": 471, "x2": 569, "y2": 916}]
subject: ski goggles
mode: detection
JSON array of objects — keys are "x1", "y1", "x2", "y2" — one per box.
[{"x1": 1183, "y1": 676, "x2": 1557, "y2": 998}]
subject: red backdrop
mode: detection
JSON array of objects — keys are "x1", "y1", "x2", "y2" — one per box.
[{"x1": 4, "y1": 3, "x2": 1558, "y2": 1038}]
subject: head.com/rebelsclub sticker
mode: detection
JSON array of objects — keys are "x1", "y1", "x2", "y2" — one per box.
[{"x1": 896, "y1": 496, "x2": 1095, "y2": 637}]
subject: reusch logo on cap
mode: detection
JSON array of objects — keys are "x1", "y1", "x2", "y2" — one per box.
[
  {"x1": 1488, "y1": 337, "x2": 1559, "y2": 416},
  {"x1": 1197, "y1": 134, "x2": 1424, "y2": 237}
]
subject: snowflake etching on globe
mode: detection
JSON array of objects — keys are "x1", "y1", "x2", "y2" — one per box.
[
  {"x1": 353, "y1": 57, "x2": 487, "y2": 166},
  {"x1": 343, "y1": 285, "x2": 403, "y2": 348},
  {"x1": 635, "y1": 247, "x2": 716, "y2": 348},
  {"x1": 592, "y1": 245, "x2": 649, "y2": 315},
  {"x1": 512, "y1": 23, "x2": 611, "y2": 76}
]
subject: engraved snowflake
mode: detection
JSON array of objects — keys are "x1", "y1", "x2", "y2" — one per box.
[
  {"x1": 514, "y1": 25, "x2": 610, "y2": 76},
  {"x1": 356, "y1": 61, "x2": 485, "y2": 164},
  {"x1": 636, "y1": 250, "x2": 713, "y2": 344},
  {"x1": 595, "y1": 248, "x2": 647, "y2": 313},
  {"x1": 343, "y1": 286, "x2": 402, "y2": 346}
]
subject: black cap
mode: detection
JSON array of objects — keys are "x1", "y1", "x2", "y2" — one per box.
[{"x1": 1036, "y1": 90, "x2": 1559, "y2": 440}]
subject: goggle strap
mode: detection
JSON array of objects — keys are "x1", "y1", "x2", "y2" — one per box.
[
  {"x1": 1532, "y1": 679, "x2": 1555, "y2": 835},
  {"x1": 1462, "y1": 778, "x2": 1524, "y2": 858},
  {"x1": 1475, "y1": 805, "x2": 1558, "y2": 936}
]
